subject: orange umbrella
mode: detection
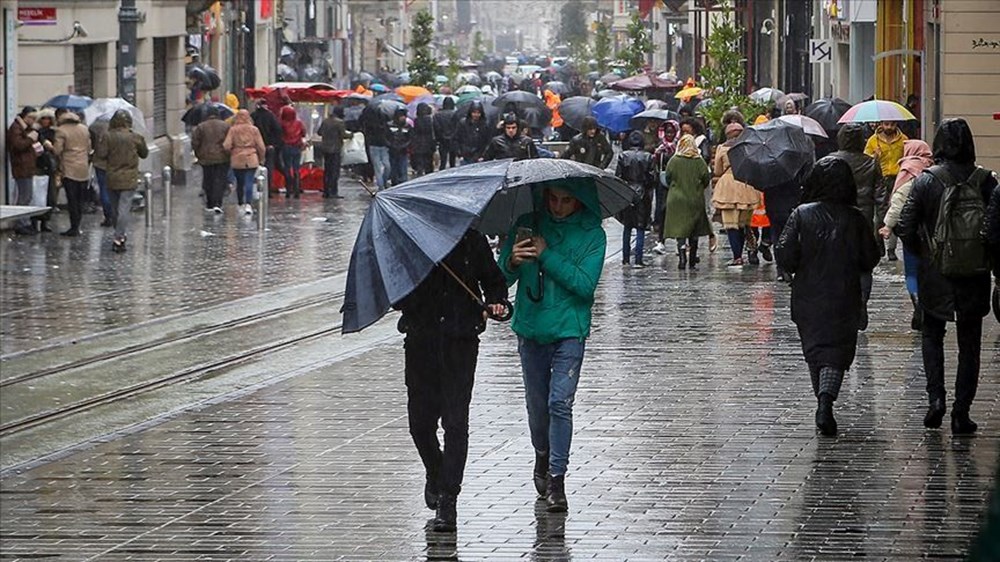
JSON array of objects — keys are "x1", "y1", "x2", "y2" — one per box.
[
  {"x1": 674, "y1": 86, "x2": 703, "y2": 100},
  {"x1": 396, "y1": 85, "x2": 432, "y2": 103}
]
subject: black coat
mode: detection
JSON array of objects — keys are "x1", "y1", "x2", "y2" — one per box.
[
  {"x1": 777, "y1": 201, "x2": 880, "y2": 370},
  {"x1": 386, "y1": 118, "x2": 411, "y2": 155},
  {"x1": 455, "y1": 116, "x2": 492, "y2": 160},
  {"x1": 433, "y1": 109, "x2": 457, "y2": 147},
  {"x1": 562, "y1": 132, "x2": 613, "y2": 169},
  {"x1": 396, "y1": 231, "x2": 508, "y2": 338},
  {"x1": 896, "y1": 162, "x2": 997, "y2": 321},
  {"x1": 412, "y1": 114, "x2": 436, "y2": 155},
  {"x1": 251, "y1": 107, "x2": 283, "y2": 148},
  {"x1": 986, "y1": 184, "x2": 1000, "y2": 278},
  {"x1": 615, "y1": 149, "x2": 656, "y2": 229},
  {"x1": 482, "y1": 133, "x2": 536, "y2": 161}
]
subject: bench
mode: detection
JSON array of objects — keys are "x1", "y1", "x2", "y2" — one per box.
[{"x1": 1, "y1": 206, "x2": 51, "y2": 228}]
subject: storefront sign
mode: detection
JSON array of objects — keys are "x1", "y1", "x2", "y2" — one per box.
[
  {"x1": 810, "y1": 39, "x2": 833, "y2": 63},
  {"x1": 17, "y1": 7, "x2": 56, "y2": 26}
]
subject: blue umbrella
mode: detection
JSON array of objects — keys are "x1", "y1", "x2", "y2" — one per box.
[
  {"x1": 43, "y1": 94, "x2": 93, "y2": 110},
  {"x1": 592, "y1": 95, "x2": 644, "y2": 134},
  {"x1": 341, "y1": 159, "x2": 636, "y2": 333}
]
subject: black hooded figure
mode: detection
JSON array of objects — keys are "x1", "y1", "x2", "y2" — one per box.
[
  {"x1": 615, "y1": 130, "x2": 656, "y2": 267},
  {"x1": 385, "y1": 107, "x2": 411, "y2": 186},
  {"x1": 776, "y1": 156, "x2": 881, "y2": 436},
  {"x1": 455, "y1": 100, "x2": 492, "y2": 164},
  {"x1": 411, "y1": 103, "x2": 436, "y2": 176},
  {"x1": 896, "y1": 118, "x2": 998, "y2": 434},
  {"x1": 433, "y1": 96, "x2": 458, "y2": 170}
]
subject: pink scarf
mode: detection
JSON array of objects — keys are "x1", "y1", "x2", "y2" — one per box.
[{"x1": 894, "y1": 140, "x2": 933, "y2": 191}]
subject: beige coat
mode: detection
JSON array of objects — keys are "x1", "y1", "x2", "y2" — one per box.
[
  {"x1": 223, "y1": 110, "x2": 266, "y2": 170},
  {"x1": 53, "y1": 112, "x2": 92, "y2": 182},
  {"x1": 711, "y1": 144, "x2": 761, "y2": 210}
]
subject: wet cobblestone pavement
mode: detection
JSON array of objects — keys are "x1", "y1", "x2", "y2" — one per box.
[{"x1": 1, "y1": 176, "x2": 999, "y2": 560}]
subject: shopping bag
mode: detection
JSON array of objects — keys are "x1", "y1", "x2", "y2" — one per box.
[
  {"x1": 302, "y1": 144, "x2": 315, "y2": 165},
  {"x1": 31, "y1": 176, "x2": 49, "y2": 207},
  {"x1": 341, "y1": 132, "x2": 368, "y2": 166}
]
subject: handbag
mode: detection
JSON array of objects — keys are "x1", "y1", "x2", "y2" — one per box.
[
  {"x1": 341, "y1": 132, "x2": 368, "y2": 166},
  {"x1": 659, "y1": 170, "x2": 670, "y2": 187}
]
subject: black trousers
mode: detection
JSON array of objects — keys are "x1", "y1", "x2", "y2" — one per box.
[
  {"x1": 404, "y1": 333, "x2": 479, "y2": 496},
  {"x1": 922, "y1": 313, "x2": 983, "y2": 413},
  {"x1": 438, "y1": 142, "x2": 456, "y2": 171},
  {"x1": 322, "y1": 151, "x2": 342, "y2": 196},
  {"x1": 413, "y1": 151, "x2": 434, "y2": 176},
  {"x1": 201, "y1": 163, "x2": 229, "y2": 208},
  {"x1": 62, "y1": 178, "x2": 88, "y2": 231}
]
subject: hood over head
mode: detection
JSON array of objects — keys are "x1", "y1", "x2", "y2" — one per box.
[
  {"x1": 233, "y1": 109, "x2": 252, "y2": 126},
  {"x1": 802, "y1": 155, "x2": 857, "y2": 206},
  {"x1": 393, "y1": 107, "x2": 408, "y2": 120},
  {"x1": 224, "y1": 92, "x2": 240, "y2": 110},
  {"x1": 58, "y1": 111, "x2": 82, "y2": 125},
  {"x1": 442, "y1": 96, "x2": 455, "y2": 110},
  {"x1": 109, "y1": 109, "x2": 133, "y2": 130},
  {"x1": 531, "y1": 178, "x2": 602, "y2": 228},
  {"x1": 280, "y1": 105, "x2": 298, "y2": 122},
  {"x1": 466, "y1": 100, "x2": 484, "y2": 118},
  {"x1": 626, "y1": 130, "x2": 645, "y2": 149},
  {"x1": 416, "y1": 102, "x2": 432, "y2": 117},
  {"x1": 580, "y1": 116, "x2": 598, "y2": 132},
  {"x1": 933, "y1": 118, "x2": 976, "y2": 165},
  {"x1": 836, "y1": 122, "x2": 866, "y2": 153}
]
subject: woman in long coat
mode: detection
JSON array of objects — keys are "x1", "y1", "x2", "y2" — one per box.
[
  {"x1": 776, "y1": 156, "x2": 881, "y2": 436},
  {"x1": 712, "y1": 123, "x2": 761, "y2": 266},
  {"x1": 663, "y1": 134, "x2": 712, "y2": 269},
  {"x1": 223, "y1": 109, "x2": 266, "y2": 214}
]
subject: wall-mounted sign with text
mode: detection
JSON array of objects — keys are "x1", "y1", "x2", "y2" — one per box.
[{"x1": 17, "y1": 7, "x2": 57, "y2": 26}]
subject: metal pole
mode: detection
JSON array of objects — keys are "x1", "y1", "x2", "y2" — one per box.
[
  {"x1": 256, "y1": 166, "x2": 269, "y2": 230},
  {"x1": 118, "y1": 0, "x2": 140, "y2": 105},
  {"x1": 162, "y1": 166, "x2": 172, "y2": 218},
  {"x1": 141, "y1": 173, "x2": 152, "y2": 227}
]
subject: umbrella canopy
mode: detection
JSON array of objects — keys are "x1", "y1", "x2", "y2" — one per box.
[
  {"x1": 803, "y1": 98, "x2": 853, "y2": 132},
  {"x1": 493, "y1": 90, "x2": 546, "y2": 112},
  {"x1": 84, "y1": 98, "x2": 151, "y2": 140},
  {"x1": 455, "y1": 84, "x2": 481, "y2": 95},
  {"x1": 357, "y1": 71, "x2": 375, "y2": 82},
  {"x1": 611, "y1": 73, "x2": 678, "y2": 91},
  {"x1": 599, "y1": 72, "x2": 622, "y2": 84},
  {"x1": 543, "y1": 81, "x2": 571, "y2": 96},
  {"x1": 594, "y1": 89, "x2": 619, "y2": 99},
  {"x1": 749, "y1": 87, "x2": 785, "y2": 104},
  {"x1": 519, "y1": 105, "x2": 553, "y2": 130},
  {"x1": 837, "y1": 99, "x2": 917, "y2": 123},
  {"x1": 777, "y1": 114, "x2": 829, "y2": 138},
  {"x1": 644, "y1": 99, "x2": 671, "y2": 110},
  {"x1": 341, "y1": 158, "x2": 636, "y2": 333},
  {"x1": 485, "y1": 71, "x2": 502, "y2": 81},
  {"x1": 558, "y1": 96, "x2": 596, "y2": 131},
  {"x1": 674, "y1": 86, "x2": 703, "y2": 99},
  {"x1": 454, "y1": 95, "x2": 500, "y2": 126},
  {"x1": 776, "y1": 92, "x2": 810, "y2": 107},
  {"x1": 458, "y1": 72, "x2": 482, "y2": 86},
  {"x1": 630, "y1": 108, "x2": 682, "y2": 130},
  {"x1": 396, "y1": 85, "x2": 432, "y2": 103},
  {"x1": 372, "y1": 98, "x2": 407, "y2": 118},
  {"x1": 345, "y1": 92, "x2": 373, "y2": 102},
  {"x1": 728, "y1": 120, "x2": 815, "y2": 189},
  {"x1": 370, "y1": 83, "x2": 389, "y2": 92},
  {"x1": 43, "y1": 94, "x2": 93, "y2": 110},
  {"x1": 181, "y1": 102, "x2": 234, "y2": 127},
  {"x1": 592, "y1": 95, "x2": 645, "y2": 134},
  {"x1": 407, "y1": 94, "x2": 437, "y2": 119}
]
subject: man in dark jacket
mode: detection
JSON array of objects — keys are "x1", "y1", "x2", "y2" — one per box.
[
  {"x1": 411, "y1": 103, "x2": 436, "y2": 176},
  {"x1": 191, "y1": 106, "x2": 231, "y2": 212},
  {"x1": 395, "y1": 230, "x2": 508, "y2": 532},
  {"x1": 776, "y1": 156, "x2": 881, "y2": 436},
  {"x1": 562, "y1": 116, "x2": 612, "y2": 169},
  {"x1": 251, "y1": 100, "x2": 283, "y2": 198},
  {"x1": 433, "y1": 97, "x2": 458, "y2": 170},
  {"x1": 482, "y1": 114, "x2": 537, "y2": 161},
  {"x1": 6, "y1": 106, "x2": 40, "y2": 235},
  {"x1": 616, "y1": 131, "x2": 656, "y2": 267},
  {"x1": 317, "y1": 106, "x2": 353, "y2": 198},
  {"x1": 385, "y1": 107, "x2": 411, "y2": 186},
  {"x1": 896, "y1": 118, "x2": 997, "y2": 434},
  {"x1": 361, "y1": 103, "x2": 391, "y2": 190},
  {"x1": 455, "y1": 101, "x2": 492, "y2": 164},
  {"x1": 831, "y1": 123, "x2": 884, "y2": 330}
]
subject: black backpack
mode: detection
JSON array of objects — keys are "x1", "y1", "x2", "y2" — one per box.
[{"x1": 924, "y1": 165, "x2": 991, "y2": 277}]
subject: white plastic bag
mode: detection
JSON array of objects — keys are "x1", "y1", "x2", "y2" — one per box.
[
  {"x1": 31, "y1": 176, "x2": 49, "y2": 207},
  {"x1": 302, "y1": 144, "x2": 315, "y2": 165},
  {"x1": 341, "y1": 132, "x2": 368, "y2": 166}
]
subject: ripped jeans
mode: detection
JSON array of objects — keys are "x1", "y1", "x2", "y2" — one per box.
[{"x1": 518, "y1": 337, "x2": 586, "y2": 477}]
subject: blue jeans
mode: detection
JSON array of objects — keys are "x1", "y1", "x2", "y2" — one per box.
[
  {"x1": 389, "y1": 151, "x2": 408, "y2": 186},
  {"x1": 518, "y1": 337, "x2": 586, "y2": 477},
  {"x1": 95, "y1": 168, "x2": 112, "y2": 219},
  {"x1": 233, "y1": 168, "x2": 256, "y2": 205},
  {"x1": 623, "y1": 226, "x2": 645, "y2": 264},
  {"x1": 903, "y1": 243, "x2": 920, "y2": 296},
  {"x1": 281, "y1": 146, "x2": 301, "y2": 192},
  {"x1": 370, "y1": 146, "x2": 391, "y2": 190}
]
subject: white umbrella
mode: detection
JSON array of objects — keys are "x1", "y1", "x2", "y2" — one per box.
[
  {"x1": 750, "y1": 87, "x2": 785, "y2": 104},
  {"x1": 777, "y1": 114, "x2": 829, "y2": 138},
  {"x1": 83, "y1": 97, "x2": 151, "y2": 140}
]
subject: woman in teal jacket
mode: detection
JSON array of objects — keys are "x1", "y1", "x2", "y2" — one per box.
[{"x1": 498, "y1": 180, "x2": 607, "y2": 513}]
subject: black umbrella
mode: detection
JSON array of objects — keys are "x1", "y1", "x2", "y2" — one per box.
[
  {"x1": 181, "y1": 102, "x2": 234, "y2": 127},
  {"x1": 594, "y1": 89, "x2": 619, "y2": 99},
  {"x1": 358, "y1": 71, "x2": 375, "y2": 82},
  {"x1": 803, "y1": 98, "x2": 853, "y2": 132},
  {"x1": 341, "y1": 158, "x2": 636, "y2": 333},
  {"x1": 630, "y1": 109, "x2": 681, "y2": 130},
  {"x1": 493, "y1": 90, "x2": 546, "y2": 112},
  {"x1": 543, "y1": 81, "x2": 570, "y2": 96},
  {"x1": 520, "y1": 105, "x2": 553, "y2": 130},
  {"x1": 558, "y1": 96, "x2": 596, "y2": 131},
  {"x1": 728, "y1": 120, "x2": 815, "y2": 189}
]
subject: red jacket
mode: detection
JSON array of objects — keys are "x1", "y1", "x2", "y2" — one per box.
[{"x1": 280, "y1": 106, "x2": 305, "y2": 148}]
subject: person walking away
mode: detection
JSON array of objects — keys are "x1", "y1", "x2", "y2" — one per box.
[
  {"x1": 5, "y1": 106, "x2": 41, "y2": 235},
  {"x1": 562, "y1": 116, "x2": 612, "y2": 169},
  {"x1": 663, "y1": 134, "x2": 712, "y2": 270},
  {"x1": 395, "y1": 230, "x2": 508, "y2": 532},
  {"x1": 223, "y1": 109, "x2": 266, "y2": 214},
  {"x1": 191, "y1": 106, "x2": 231, "y2": 212},
  {"x1": 764, "y1": 170, "x2": 805, "y2": 282},
  {"x1": 251, "y1": 99, "x2": 283, "y2": 199},
  {"x1": 652, "y1": 120, "x2": 679, "y2": 255},
  {"x1": 33, "y1": 109, "x2": 59, "y2": 233},
  {"x1": 896, "y1": 118, "x2": 996, "y2": 434},
  {"x1": 279, "y1": 105, "x2": 305, "y2": 198},
  {"x1": 317, "y1": 106, "x2": 352, "y2": 198},
  {"x1": 483, "y1": 114, "x2": 538, "y2": 161},
  {"x1": 386, "y1": 107, "x2": 412, "y2": 186},
  {"x1": 865, "y1": 120, "x2": 908, "y2": 261},
  {"x1": 880, "y1": 140, "x2": 934, "y2": 331},
  {"x1": 831, "y1": 123, "x2": 883, "y2": 330},
  {"x1": 498, "y1": 180, "x2": 607, "y2": 513},
  {"x1": 52, "y1": 109, "x2": 92, "y2": 236},
  {"x1": 362, "y1": 103, "x2": 391, "y2": 189},
  {"x1": 712, "y1": 123, "x2": 762, "y2": 266},
  {"x1": 89, "y1": 119, "x2": 115, "y2": 226},
  {"x1": 776, "y1": 156, "x2": 881, "y2": 436},
  {"x1": 411, "y1": 103, "x2": 436, "y2": 176},
  {"x1": 455, "y1": 101, "x2": 492, "y2": 165},
  {"x1": 95, "y1": 110, "x2": 148, "y2": 253},
  {"x1": 616, "y1": 131, "x2": 656, "y2": 267},
  {"x1": 433, "y1": 97, "x2": 458, "y2": 170}
]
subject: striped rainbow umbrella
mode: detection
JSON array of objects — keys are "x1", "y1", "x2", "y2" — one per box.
[{"x1": 837, "y1": 100, "x2": 916, "y2": 123}]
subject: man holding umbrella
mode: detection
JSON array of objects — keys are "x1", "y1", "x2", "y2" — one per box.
[{"x1": 865, "y1": 120, "x2": 908, "y2": 261}]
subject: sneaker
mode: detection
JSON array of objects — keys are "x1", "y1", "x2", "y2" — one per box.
[
  {"x1": 213, "y1": 206, "x2": 223, "y2": 214},
  {"x1": 244, "y1": 204, "x2": 253, "y2": 215},
  {"x1": 633, "y1": 261, "x2": 646, "y2": 268},
  {"x1": 205, "y1": 207, "x2": 215, "y2": 214},
  {"x1": 760, "y1": 245, "x2": 773, "y2": 262},
  {"x1": 747, "y1": 252, "x2": 760, "y2": 265},
  {"x1": 652, "y1": 242, "x2": 667, "y2": 255},
  {"x1": 726, "y1": 257, "x2": 744, "y2": 267}
]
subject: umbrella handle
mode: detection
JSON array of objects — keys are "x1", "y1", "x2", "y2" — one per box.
[
  {"x1": 440, "y1": 262, "x2": 513, "y2": 322},
  {"x1": 488, "y1": 299, "x2": 514, "y2": 322}
]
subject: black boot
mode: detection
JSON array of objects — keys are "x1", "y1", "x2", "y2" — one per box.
[
  {"x1": 815, "y1": 367, "x2": 843, "y2": 436},
  {"x1": 424, "y1": 472, "x2": 440, "y2": 510},
  {"x1": 687, "y1": 245, "x2": 698, "y2": 270},
  {"x1": 432, "y1": 493, "x2": 457, "y2": 532},
  {"x1": 546, "y1": 474, "x2": 568, "y2": 513},
  {"x1": 533, "y1": 451, "x2": 550, "y2": 498},
  {"x1": 909, "y1": 294, "x2": 923, "y2": 332},
  {"x1": 809, "y1": 366, "x2": 820, "y2": 397},
  {"x1": 924, "y1": 397, "x2": 946, "y2": 429},
  {"x1": 677, "y1": 249, "x2": 687, "y2": 270},
  {"x1": 951, "y1": 410, "x2": 978, "y2": 434}
]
